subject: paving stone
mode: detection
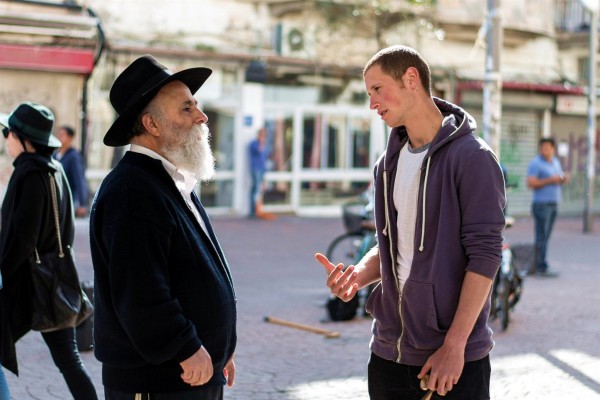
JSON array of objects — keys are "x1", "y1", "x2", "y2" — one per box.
[{"x1": 4, "y1": 216, "x2": 599, "y2": 399}]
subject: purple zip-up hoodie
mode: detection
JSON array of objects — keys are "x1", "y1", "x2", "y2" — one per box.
[{"x1": 365, "y1": 98, "x2": 506, "y2": 366}]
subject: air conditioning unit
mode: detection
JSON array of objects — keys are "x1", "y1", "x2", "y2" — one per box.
[{"x1": 273, "y1": 23, "x2": 315, "y2": 58}]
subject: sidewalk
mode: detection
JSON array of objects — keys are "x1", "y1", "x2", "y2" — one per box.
[{"x1": 4, "y1": 215, "x2": 600, "y2": 399}]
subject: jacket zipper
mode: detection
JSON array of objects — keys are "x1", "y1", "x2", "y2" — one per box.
[{"x1": 383, "y1": 169, "x2": 404, "y2": 363}]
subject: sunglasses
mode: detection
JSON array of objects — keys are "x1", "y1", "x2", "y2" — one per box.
[{"x1": 2, "y1": 127, "x2": 10, "y2": 138}]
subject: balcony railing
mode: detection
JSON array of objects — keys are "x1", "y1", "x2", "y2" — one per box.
[{"x1": 555, "y1": 0, "x2": 593, "y2": 32}]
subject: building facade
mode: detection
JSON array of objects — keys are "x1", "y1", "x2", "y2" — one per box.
[
  {"x1": 1, "y1": 0, "x2": 599, "y2": 217},
  {"x1": 0, "y1": 0, "x2": 102, "y2": 200}
]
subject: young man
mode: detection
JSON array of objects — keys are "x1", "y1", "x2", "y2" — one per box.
[
  {"x1": 90, "y1": 55, "x2": 237, "y2": 400},
  {"x1": 316, "y1": 45, "x2": 506, "y2": 399},
  {"x1": 526, "y1": 137, "x2": 569, "y2": 277},
  {"x1": 55, "y1": 125, "x2": 88, "y2": 217}
]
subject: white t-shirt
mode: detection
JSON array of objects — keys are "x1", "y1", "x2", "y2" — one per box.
[{"x1": 393, "y1": 142, "x2": 430, "y2": 295}]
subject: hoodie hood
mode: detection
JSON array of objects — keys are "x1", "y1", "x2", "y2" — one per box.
[
  {"x1": 383, "y1": 97, "x2": 477, "y2": 170},
  {"x1": 379, "y1": 97, "x2": 480, "y2": 251},
  {"x1": 430, "y1": 97, "x2": 477, "y2": 150}
]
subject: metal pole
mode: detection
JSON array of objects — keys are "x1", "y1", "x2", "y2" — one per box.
[
  {"x1": 584, "y1": 6, "x2": 598, "y2": 233},
  {"x1": 483, "y1": 0, "x2": 502, "y2": 157},
  {"x1": 81, "y1": 75, "x2": 88, "y2": 168}
]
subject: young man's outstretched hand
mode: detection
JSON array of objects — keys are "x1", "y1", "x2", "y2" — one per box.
[{"x1": 315, "y1": 253, "x2": 359, "y2": 302}]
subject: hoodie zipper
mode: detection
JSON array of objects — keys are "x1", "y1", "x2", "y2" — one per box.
[
  {"x1": 383, "y1": 102, "x2": 469, "y2": 363},
  {"x1": 385, "y1": 145, "x2": 431, "y2": 362}
]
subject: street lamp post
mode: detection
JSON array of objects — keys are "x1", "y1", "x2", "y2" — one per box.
[
  {"x1": 582, "y1": 0, "x2": 598, "y2": 233},
  {"x1": 483, "y1": 0, "x2": 502, "y2": 157}
]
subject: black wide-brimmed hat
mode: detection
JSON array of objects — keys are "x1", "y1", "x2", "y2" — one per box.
[
  {"x1": 104, "y1": 54, "x2": 212, "y2": 147},
  {"x1": 0, "y1": 102, "x2": 60, "y2": 148}
]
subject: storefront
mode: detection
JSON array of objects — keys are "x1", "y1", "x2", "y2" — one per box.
[
  {"x1": 458, "y1": 81, "x2": 600, "y2": 217},
  {"x1": 197, "y1": 96, "x2": 385, "y2": 216},
  {"x1": 0, "y1": 45, "x2": 97, "y2": 198},
  {"x1": 88, "y1": 50, "x2": 385, "y2": 216}
]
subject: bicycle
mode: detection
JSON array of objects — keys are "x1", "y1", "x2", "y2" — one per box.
[
  {"x1": 326, "y1": 202, "x2": 376, "y2": 265},
  {"x1": 324, "y1": 200, "x2": 377, "y2": 321}
]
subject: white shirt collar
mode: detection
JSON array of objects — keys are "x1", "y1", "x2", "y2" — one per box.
[{"x1": 129, "y1": 144, "x2": 198, "y2": 196}]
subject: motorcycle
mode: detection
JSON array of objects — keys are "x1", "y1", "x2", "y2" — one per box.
[{"x1": 489, "y1": 217, "x2": 524, "y2": 331}]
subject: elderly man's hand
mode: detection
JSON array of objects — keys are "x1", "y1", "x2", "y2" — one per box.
[
  {"x1": 180, "y1": 346, "x2": 213, "y2": 386},
  {"x1": 224, "y1": 356, "x2": 235, "y2": 387}
]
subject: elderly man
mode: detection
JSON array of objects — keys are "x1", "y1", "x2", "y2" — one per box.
[{"x1": 90, "y1": 55, "x2": 236, "y2": 400}]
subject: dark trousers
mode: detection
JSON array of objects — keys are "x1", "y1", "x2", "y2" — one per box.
[
  {"x1": 105, "y1": 385, "x2": 223, "y2": 400},
  {"x1": 368, "y1": 352, "x2": 490, "y2": 400},
  {"x1": 0, "y1": 367, "x2": 10, "y2": 400},
  {"x1": 41, "y1": 327, "x2": 98, "y2": 400},
  {"x1": 532, "y1": 202, "x2": 557, "y2": 272}
]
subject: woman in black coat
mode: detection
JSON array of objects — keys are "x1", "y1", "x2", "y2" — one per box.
[{"x1": 0, "y1": 102, "x2": 97, "y2": 399}]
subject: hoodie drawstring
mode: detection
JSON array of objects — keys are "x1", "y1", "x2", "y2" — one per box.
[
  {"x1": 419, "y1": 157, "x2": 431, "y2": 252},
  {"x1": 382, "y1": 170, "x2": 397, "y2": 269}
]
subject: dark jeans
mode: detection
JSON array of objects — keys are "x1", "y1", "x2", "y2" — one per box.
[
  {"x1": 0, "y1": 367, "x2": 10, "y2": 400},
  {"x1": 249, "y1": 170, "x2": 264, "y2": 216},
  {"x1": 368, "y1": 352, "x2": 490, "y2": 400},
  {"x1": 41, "y1": 327, "x2": 98, "y2": 400},
  {"x1": 105, "y1": 385, "x2": 223, "y2": 400},
  {"x1": 532, "y1": 202, "x2": 557, "y2": 273}
]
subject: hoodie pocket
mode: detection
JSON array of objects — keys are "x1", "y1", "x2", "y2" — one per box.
[
  {"x1": 364, "y1": 282, "x2": 381, "y2": 316},
  {"x1": 365, "y1": 282, "x2": 405, "y2": 348},
  {"x1": 402, "y1": 280, "x2": 446, "y2": 350}
]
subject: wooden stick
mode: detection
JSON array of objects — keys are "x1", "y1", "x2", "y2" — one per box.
[{"x1": 263, "y1": 316, "x2": 341, "y2": 338}]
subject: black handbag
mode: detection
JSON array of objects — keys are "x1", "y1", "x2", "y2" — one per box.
[{"x1": 30, "y1": 173, "x2": 93, "y2": 332}]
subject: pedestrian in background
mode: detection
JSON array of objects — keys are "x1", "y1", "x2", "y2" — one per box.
[
  {"x1": 526, "y1": 137, "x2": 569, "y2": 277},
  {"x1": 90, "y1": 55, "x2": 236, "y2": 400},
  {"x1": 248, "y1": 127, "x2": 269, "y2": 218},
  {"x1": 0, "y1": 102, "x2": 98, "y2": 399},
  {"x1": 0, "y1": 367, "x2": 8, "y2": 400},
  {"x1": 55, "y1": 125, "x2": 89, "y2": 217},
  {"x1": 316, "y1": 45, "x2": 505, "y2": 399}
]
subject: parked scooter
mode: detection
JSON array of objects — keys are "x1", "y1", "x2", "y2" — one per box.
[{"x1": 489, "y1": 217, "x2": 524, "y2": 331}]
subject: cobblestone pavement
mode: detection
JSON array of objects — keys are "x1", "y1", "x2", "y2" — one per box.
[{"x1": 4, "y1": 215, "x2": 600, "y2": 399}]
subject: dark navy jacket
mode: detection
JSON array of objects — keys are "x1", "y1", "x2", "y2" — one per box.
[
  {"x1": 55, "y1": 147, "x2": 88, "y2": 209},
  {"x1": 90, "y1": 151, "x2": 236, "y2": 393},
  {"x1": 367, "y1": 98, "x2": 506, "y2": 366}
]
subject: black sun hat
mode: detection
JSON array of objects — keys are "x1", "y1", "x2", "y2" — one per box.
[
  {"x1": 104, "y1": 54, "x2": 212, "y2": 147},
  {"x1": 0, "y1": 102, "x2": 60, "y2": 148}
]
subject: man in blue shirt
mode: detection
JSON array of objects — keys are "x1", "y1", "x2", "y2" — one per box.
[
  {"x1": 526, "y1": 137, "x2": 569, "y2": 277},
  {"x1": 248, "y1": 127, "x2": 269, "y2": 218}
]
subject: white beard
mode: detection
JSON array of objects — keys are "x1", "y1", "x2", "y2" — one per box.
[{"x1": 163, "y1": 123, "x2": 215, "y2": 181}]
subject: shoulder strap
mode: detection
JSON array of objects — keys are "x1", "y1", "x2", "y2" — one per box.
[
  {"x1": 33, "y1": 173, "x2": 63, "y2": 263},
  {"x1": 48, "y1": 172, "x2": 64, "y2": 257}
]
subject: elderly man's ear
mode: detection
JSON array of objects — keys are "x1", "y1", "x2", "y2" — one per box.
[{"x1": 142, "y1": 113, "x2": 161, "y2": 138}]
